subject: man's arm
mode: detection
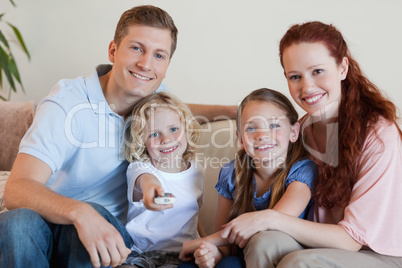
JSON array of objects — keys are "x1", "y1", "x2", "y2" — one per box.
[
  {"x1": 4, "y1": 153, "x2": 130, "y2": 268},
  {"x1": 186, "y1": 104, "x2": 237, "y2": 123}
]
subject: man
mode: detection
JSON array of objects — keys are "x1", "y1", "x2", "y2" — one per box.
[{"x1": 0, "y1": 5, "x2": 235, "y2": 268}]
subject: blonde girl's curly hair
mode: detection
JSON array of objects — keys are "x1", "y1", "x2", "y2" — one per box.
[{"x1": 124, "y1": 92, "x2": 200, "y2": 164}]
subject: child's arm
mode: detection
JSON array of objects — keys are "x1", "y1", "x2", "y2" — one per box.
[
  {"x1": 271, "y1": 181, "x2": 312, "y2": 216},
  {"x1": 221, "y1": 181, "x2": 312, "y2": 248},
  {"x1": 135, "y1": 173, "x2": 174, "y2": 211},
  {"x1": 179, "y1": 195, "x2": 233, "y2": 264},
  {"x1": 198, "y1": 218, "x2": 207, "y2": 238},
  {"x1": 179, "y1": 231, "x2": 226, "y2": 261}
]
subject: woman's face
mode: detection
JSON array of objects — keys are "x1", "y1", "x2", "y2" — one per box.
[{"x1": 282, "y1": 42, "x2": 348, "y2": 117}]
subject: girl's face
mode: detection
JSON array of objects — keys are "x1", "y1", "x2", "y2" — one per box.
[
  {"x1": 282, "y1": 42, "x2": 348, "y2": 117},
  {"x1": 239, "y1": 101, "x2": 299, "y2": 168},
  {"x1": 144, "y1": 107, "x2": 187, "y2": 172}
]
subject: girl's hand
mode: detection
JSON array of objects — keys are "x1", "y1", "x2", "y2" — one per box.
[
  {"x1": 221, "y1": 210, "x2": 268, "y2": 248},
  {"x1": 142, "y1": 185, "x2": 173, "y2": 211},
  {"x1": 194, "y1": 242, "x2": 222, "y2": 268},
  {"x1": 138, "y1": 174, "x2": 173, "y2": 211}
]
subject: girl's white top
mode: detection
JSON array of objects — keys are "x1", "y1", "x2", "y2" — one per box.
[{"x1": 125, "y1": 160, "x2": 204, "y2": 253}]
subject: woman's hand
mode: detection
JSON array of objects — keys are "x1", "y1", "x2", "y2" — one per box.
[
  {"x1": 221, "y1": 210, "x2": 269, "y2": 248},
  {"x1": 193, "y1": 242, "x2": 222, "y2": 268}
]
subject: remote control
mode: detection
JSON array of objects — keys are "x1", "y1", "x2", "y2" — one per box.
[{"x1": 154, "y1": 193, "x2": 176, "y2": 205}]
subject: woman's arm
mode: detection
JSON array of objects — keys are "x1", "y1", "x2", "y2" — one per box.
[
  {"x1": 221, "y1": 209, "x2": 361, "y2": 250},
  {"x1": 220, "y1": 181, "x2": 312, "y2": 247},
  {"x1": 267, "y1": 210, "x2": 362, "y2": 251}
]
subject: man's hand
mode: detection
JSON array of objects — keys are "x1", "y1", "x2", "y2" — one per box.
[
  {"x1": 73, "y1": 205, "x2": 131, "y2": 268},
  {"x1": 5, "y1": 154, "x2": 131, "y2": 267}
]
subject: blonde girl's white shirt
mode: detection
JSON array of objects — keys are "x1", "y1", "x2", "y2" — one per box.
[{"x1": 125, "y1": 160, "x2": 204, "y2": 253}]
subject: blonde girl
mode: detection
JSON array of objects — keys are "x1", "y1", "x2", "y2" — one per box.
[
  {"x1": 122, "y1": 92, "x2": 205, "y2": 268},
  {"x1": 179, "y1": 88, "x2": 317, "y2": 268}
]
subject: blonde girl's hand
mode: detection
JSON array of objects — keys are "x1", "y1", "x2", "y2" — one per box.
[
  {"x1": 179, "y1": 238, "x2": 203, "y2": 261},
  {"x1": 221, "y1": 210, "x2": 268, "y2": 248},
  {"x1": 138, "y1": 174, "x2": 173, "y2": 211},
  {"x1": 194, "y1": 242, "x2": 222, "y2": 268},
  {"x1": 142, "y1": 184, "x2": 173, "y2": 211}
]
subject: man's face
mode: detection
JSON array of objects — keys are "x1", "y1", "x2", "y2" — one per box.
[{"x1": 108, "y1": 25, "x2": 172, "y2": 102}]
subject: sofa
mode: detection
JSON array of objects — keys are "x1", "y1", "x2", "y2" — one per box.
[{"x1": 0, "y1": 100, "x2": 238, "y2": 235}]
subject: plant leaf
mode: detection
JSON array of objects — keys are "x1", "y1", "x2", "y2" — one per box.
[
  {"x1": 0, "y1": 30, "x2": 11, "y2": 50},
  {"x1": 9, "y1": 0, "x2": 16, "y2": 7},
  {"x1": 0, "y1": 13, "x2": 5, "y2": 20},
  {"x1": 0, "y1": 61, "x2": 3, "y2": 88},
  {"x1": 7, "y1": 22, "x2": 30, "y2": 60},
  {"x1": 8, "y1": 53, "x2": 24, "y2": 92},
  {"x1": 0, "y1": 46, "x2": 17, "y2": 92}
]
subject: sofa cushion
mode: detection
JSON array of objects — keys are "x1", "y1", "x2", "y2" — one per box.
[
  {"x1": 0, "y1": 171, "x2": 10, "y2": 214},
  {"x1": 197, "y1": 120, "x2": 238, "y2": 235},
  {"x1": 0, "y1": 101, "x2": 34, "y2": 171}
]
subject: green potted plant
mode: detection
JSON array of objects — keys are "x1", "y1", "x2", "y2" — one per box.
[{"x1": 0, "y1": 0, "x2": 30, "y2": 101}]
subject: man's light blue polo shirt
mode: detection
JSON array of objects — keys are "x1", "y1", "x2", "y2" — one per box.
[{"x1": 19, "y1": 64, "x2": 167, "y2": 223}]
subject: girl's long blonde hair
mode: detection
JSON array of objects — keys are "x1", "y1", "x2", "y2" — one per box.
[
  {"x1": 228, "y1": 88, "x2": 306, "y2": 222},
  {"x1": 124, "y1": 92, "x2": 200, "y2": 165}
]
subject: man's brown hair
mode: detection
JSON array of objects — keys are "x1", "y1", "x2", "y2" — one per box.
[{"x1": 114, "y1": 5, "x2": 178, "y2": 58}]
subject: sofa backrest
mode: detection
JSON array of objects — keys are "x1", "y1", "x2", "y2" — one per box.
[
  {"x1": 196, "y1": 119, "x2": 238, "y2": 234},
  {"x1": 0, "y1": 101, "x2": 239, "y2": 235},
  {"x1": 0, "y1": 101, "x2": 34, "y2": 171}
]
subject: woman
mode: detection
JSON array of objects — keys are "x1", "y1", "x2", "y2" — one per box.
[{"x1": 220, "y1": 21, "x2": 402, "y2": 267}]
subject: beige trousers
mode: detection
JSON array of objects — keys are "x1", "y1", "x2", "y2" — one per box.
[{"x1": 243, "y1": 230, "x2": 402, "y2": 268}]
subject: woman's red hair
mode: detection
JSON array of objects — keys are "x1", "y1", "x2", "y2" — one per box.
[{"x1": 279, "y1": 21, "x2": 401, "y2": 208}]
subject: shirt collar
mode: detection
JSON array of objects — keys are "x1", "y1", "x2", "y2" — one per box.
[{"x1": 85, "y1": 64, "x2": 116, "y2": 115}]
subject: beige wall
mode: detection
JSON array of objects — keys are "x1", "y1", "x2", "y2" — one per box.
[{"x1": 3, "y1": 0, "x2": 402, "y2": 117}]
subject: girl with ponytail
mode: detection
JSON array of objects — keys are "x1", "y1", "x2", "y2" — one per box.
[{"x1": 179, "y1": 88, "x2": 317, "y2": 267}]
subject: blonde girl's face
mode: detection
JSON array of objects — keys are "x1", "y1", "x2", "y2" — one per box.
[
  {"x1": 144, "y1": 107, "x2": 188, "y2": 172},
  {"x1": 239, "y1": 100, "x2": 299, "y2": 168},
  {"x1": 282, "y1": 42, "x2": 348, "y2": 117}
]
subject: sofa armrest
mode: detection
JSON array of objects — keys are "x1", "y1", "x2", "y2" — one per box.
[{"x1": 196, "y1": 120, "x2": 238, "y2": 235}]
